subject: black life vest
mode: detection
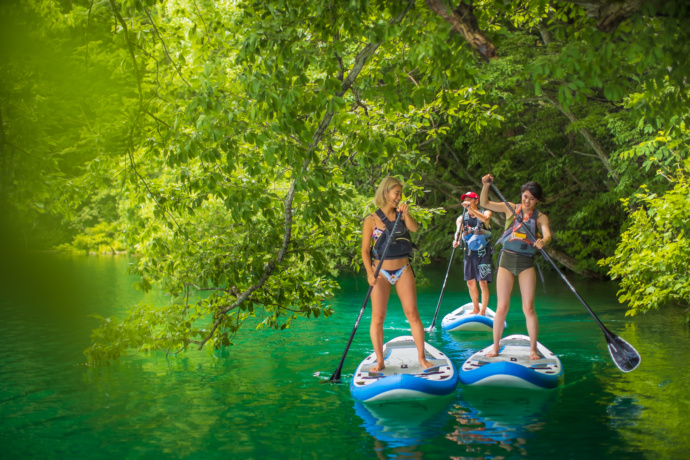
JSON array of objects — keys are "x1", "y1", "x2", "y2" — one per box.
[{"x1": 371, "y1": 209, "x2": 415, "y2": 260}]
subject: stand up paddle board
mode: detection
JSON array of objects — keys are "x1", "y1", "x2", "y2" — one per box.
[
  {"x1": 441, "y1": 302, "x2": 506, "y2": 332},
  {"x1": 350, "y1": 336, "x2": 459, "y2": 402},
  {"x1": 459, "y1": 334, "x2": 563, "y2": 390}
]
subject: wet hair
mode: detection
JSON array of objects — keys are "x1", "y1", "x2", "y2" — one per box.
[
  {"x1": 521, "y1": 181, "x2": 545, "y2": 202},
  {"x1": 374, "y1": 176, "x2": 404, "y2": 207}
]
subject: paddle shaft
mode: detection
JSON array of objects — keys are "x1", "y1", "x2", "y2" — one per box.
[
  {"x1": 328, "y1": 211, "x2": 404, "y2": 382},
  {"x1": 489, "y1": 182, "x2": 616, "y2": 336},
  {"x1": 427, "y1": 209, "x2": 465, "y2": 331}
]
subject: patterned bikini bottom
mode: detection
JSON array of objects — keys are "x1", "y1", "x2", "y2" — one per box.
[{"x1": 379, "y1": 264, "x2": 409, "y2": 285}]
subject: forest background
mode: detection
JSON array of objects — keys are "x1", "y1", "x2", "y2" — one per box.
[{"x1": 1, "y1": 0, "x2": 688, "y2": 365}]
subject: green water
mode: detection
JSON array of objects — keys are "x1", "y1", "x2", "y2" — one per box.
[{"x1": 1, "y1": 254, "x2": 688, "y2": 459}]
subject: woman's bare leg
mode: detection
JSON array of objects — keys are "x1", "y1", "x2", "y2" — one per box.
[
  {"x1": 518, "y1": 267, "x2": 540, "y2": 359},
  {"x1": 486, "y1": 267, "x2": 514, "y2": 357},
  {"x1": 396, "y1": 268, "x2": 434, "y2": 369},
  {"x1": 369, "y1": 276, "x2": 391, "y2": 372}
]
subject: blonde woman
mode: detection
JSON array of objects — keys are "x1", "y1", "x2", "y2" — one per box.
[{"x1": 361, "y1": 176, "x2": 434, "y2": 373}]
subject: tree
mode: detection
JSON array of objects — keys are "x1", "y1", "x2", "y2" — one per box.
[
  {"x1": 84, "y1": 0, "x2": 452, "y2": 364},
  {"x1": 3, "y1": 0, "x2": 690, "y2": 364}
]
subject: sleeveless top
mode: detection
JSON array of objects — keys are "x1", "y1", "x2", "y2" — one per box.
[
  {"x1": 370, "y1": 209, "x2": 414, "y2": 260},
  {"x1": 497, "y1": 204, "x2": 541, "y2": 256}
]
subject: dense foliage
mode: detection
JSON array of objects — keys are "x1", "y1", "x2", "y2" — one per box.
[{"x1": 2, "y1": 0, "x2": 689, "y2": 364}]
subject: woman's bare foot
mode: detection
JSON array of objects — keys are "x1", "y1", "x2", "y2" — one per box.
[
  {"x1": 479, "y1": 309, "x2": 487, "y2": 316},
  {"x1": 530, "y1": 350, "x2": 541, "y2": 360},
  {"x1": 471, "y1": 309, "x2": 480, "y2": 314},
  {"x1": 369, "y1": 363, "x2": 385, "y2": 372},
  {"x1": 419, "y1": 358, "x2": 435, "y2": 369},
  {"x1": 485, "y1": 350, "x2": 499, "y2": 358}
]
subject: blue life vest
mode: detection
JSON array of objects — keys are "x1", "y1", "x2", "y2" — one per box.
[
  {"x1": 497, "y1": 205, "x2": 540, "y2": 256},
  {"x1": 462, "y1": 211, "x2": 491, "y2": 252},
  {"x1": 371, "y1": 209, "x2": 415, "y2": 260}
]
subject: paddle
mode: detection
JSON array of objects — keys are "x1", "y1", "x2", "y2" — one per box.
[
  {"x1": 488, "y1": 180, "x2": 641, "y2": 373},
  {"x1": 327, "y1": 211, "x2": 404, "y2": 383},
  {"x1": 426, "y1": 208, "x2": 465, "y2": 332}
]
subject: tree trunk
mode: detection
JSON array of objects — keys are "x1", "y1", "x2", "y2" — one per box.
[
  {"x1": 543, "y1": 246, "x2": 607, "y2": 280},
  {"x1": 427, "y1": 0, "x2": 655, "y2": 58},
  {"x1": 425, "y1": 0, "x2": 497, "y2": 61}
]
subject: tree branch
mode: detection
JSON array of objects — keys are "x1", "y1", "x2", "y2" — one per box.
[
  {"x1": 143, "y1": 4, "x2": 192, "y2": 88},
  {"x1": 108, "y1": 0, "x2": 143, "y2": 102},
  {"x1": 425, "y1": 0, "x2": 497, "y2": 61},
  {"x1": 543, "y1": 246, "x2": 606, "y2": 280},
  {"x1": 559, "y1": 0, "x2": 645, "y2": 33},
  {"x1": 199, "y1": 178, "x2": 298, "y2": 349},
  {"x1": 311, "y1": 0, "x2": 414, "y2": 146},
  {"x1": 541, "y1": 92, "x2": 620, "y2": 184},
  {"x1": 544, "y1": 145, "x2": 587, "y2": 189},
  {"x1": 199, "y1": 2, "x2": 416, "y2": 350}
]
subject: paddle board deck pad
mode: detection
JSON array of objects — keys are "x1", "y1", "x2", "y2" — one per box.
[
  {"x1": 350, "y1": 336, "x2": 459, "y2": 402},
  {"x1": 459, "y1": 334, "x2": 563, "y2": 390},
  {"x1": 441, "y1": 302, "x2": 506, "y2": 332}
]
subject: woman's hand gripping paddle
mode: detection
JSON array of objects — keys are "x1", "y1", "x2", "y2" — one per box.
[
  {"x1": 489, "y1": 180, "x2": 641, "y2": 373},
  {"x1": 327, "y1": 211, "x2": 404, "y2": 383},
  {"x1": 426, "y1": 208, "x2": 465, "y2": 332}
]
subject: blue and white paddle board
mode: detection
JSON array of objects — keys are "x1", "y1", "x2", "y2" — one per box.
[
  {"x1": 459, "y1": 334, "x2": 563, "y2": 390},
  {"x1": 441, "y1": 302, "x2": 506, "y2": 332},
  {"x1": 350, "y1": 336, "x2": 459, "y2": 402}
]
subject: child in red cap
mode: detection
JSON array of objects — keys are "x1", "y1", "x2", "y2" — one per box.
[{"x1": 453, "y1": 191, "x2": 493, "y2": 315}]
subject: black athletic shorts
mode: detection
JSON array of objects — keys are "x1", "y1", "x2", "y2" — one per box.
[
  {"x1": 464, "y1": 248, "x2": 493, "y2": 282},
  {"x1": 498, "y1": 250, "x2": 535, "y2": 276}
]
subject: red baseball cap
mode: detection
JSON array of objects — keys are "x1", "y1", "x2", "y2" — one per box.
[{"x1": 461, "y1": 191, "x2": 479, "y2": 201}]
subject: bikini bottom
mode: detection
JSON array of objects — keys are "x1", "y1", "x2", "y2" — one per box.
[{"x1": 380, "y1": 264, "x2": 410, "y2": 285}]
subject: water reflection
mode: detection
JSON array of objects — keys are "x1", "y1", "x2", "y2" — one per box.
[
  {"x1": 354, "y1": 396, "x2": 453, "y2": 458},
  {"x1": 446, "y1": 387, "x2": 555, "y2": 456},
  {"x1": 606, "y1": 395, "x2": 643, "y2": 428}
]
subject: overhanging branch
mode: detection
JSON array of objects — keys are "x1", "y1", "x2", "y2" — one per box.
[
  {"x1": 425, "y1": 0, "x2": 497, "y2": 61},
  {"x1": 199, "y1": 1, "x2": 417, "y2": 349}
]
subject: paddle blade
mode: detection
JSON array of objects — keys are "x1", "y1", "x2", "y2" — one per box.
[{"x1": 606, "y1": 334, "x2": 641, "y2": 373}]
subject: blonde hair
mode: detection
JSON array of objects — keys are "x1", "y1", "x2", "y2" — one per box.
[{"x1": 374, "y1": 176, "x2": 404, "y2": 207}]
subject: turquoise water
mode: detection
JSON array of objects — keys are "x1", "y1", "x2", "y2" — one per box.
[{"x1": 1, "y1": 254, "x2": 688, "y2": 459}]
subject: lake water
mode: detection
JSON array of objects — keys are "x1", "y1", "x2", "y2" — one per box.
[{"x1": 1, "y1": 254, "x2": 688, "y2": 459}]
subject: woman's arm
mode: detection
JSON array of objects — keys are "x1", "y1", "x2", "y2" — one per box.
[
  {"x1": 361, "y1": 216, "x2": 374, "y2": 274},
  {"x1": 361, "y1": 215, "x2": 381, "y2": 286},
  {"x1": 479, "y1": 174, "x2": 512, "y2": 214},
  {"x1": 398, "y1": 202, "x2": 418, "y2": 232},
  {"x1": 534, "y1": 213, "x2": 551, "y2": 249}
]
